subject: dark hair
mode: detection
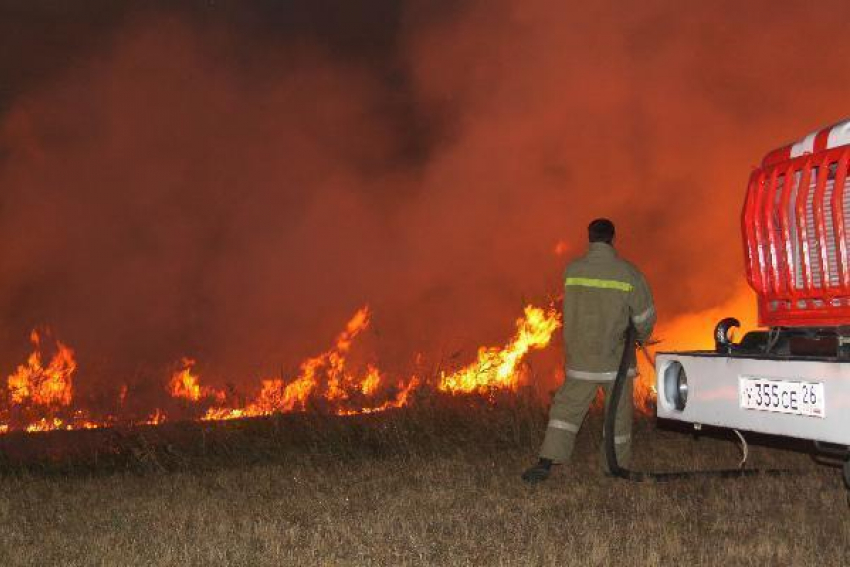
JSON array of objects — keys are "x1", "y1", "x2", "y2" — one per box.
[{"x1": 588, "y1": 218, "x2": 615, "y2": 244}]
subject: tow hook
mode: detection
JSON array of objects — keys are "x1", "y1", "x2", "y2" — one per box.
[{"x1": 714, "y1": 317, "x2": 741, "y2": 353}]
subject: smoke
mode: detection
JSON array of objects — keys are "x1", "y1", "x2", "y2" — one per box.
[
  {"x1": 401, "y1": 0, "x2": 850, "y2": 340},
  {"x1": 0, "y1": 17, "x2": 407, "y2": 392},
  {"x1": 2, "y1": 0, "x2": 850, "y2": 399}
]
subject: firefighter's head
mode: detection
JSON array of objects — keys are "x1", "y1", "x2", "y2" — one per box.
[{"x1": 588, "y1": 218, "x2": 615, "y2": 245}]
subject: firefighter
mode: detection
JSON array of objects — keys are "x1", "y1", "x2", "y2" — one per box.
[{"x1": 522, "y1": 218, "x2": 655, "y2": 483}]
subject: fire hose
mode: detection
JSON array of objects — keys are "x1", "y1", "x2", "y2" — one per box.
[{"x1": 602, "y1": 324, "x2": 789, "y2": 482}]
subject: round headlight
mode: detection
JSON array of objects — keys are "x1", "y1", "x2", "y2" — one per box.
[
  {"x1": 676, "y1": 367, "x2": 688, "y2": 410},
  {"x1": 663, "y1": 361, "x2": 688, "y2": 411}
]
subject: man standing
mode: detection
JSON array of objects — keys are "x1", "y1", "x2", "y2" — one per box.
[{"x1": 522, "y1": 219, "x2": 655, "y2": 483}]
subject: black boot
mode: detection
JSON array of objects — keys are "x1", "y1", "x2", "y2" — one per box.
[{"x1": 521, "y1": 458, "x2": 552, "y2": 483}]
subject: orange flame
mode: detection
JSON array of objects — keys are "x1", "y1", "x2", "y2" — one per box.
[
  {"x1": 168, "y1": 358, "x2": 226, "y2": 404},
  {"x1": 438, "y1": 306, "x2": 561, "y2": 394},
  {"x1": 168, "y1": 358, "x2": 202, "y2": 402},
  {"x1": 7, "y1": 330, "x2": 76, "y2": 407},
  {"x1": 359, "y1": 365, "x2": 381, "y2": 396},
  {"x1": 200, "y1": 305, "x2": 558, "y2": 420},
  {"x1": 335, "y1": 377, "x2": 420, "y2": 416},
  {"x1": 25, "y1": 417, "x2": 68, "y2": 433},
  {"x1": 143, "y1": 408, "x2": 167, "y2": 426},
  {"x1": 200, "y1": 306, "x2": 381, "y2": 420}
]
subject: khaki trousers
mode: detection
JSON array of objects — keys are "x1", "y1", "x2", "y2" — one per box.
[{"x1": 539, "y1": 376, "x2": 633, "y2": 471}]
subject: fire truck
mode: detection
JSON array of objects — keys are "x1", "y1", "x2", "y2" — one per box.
[{"x1": 655, "y1": 119, "x2": 850, "y2": 486}]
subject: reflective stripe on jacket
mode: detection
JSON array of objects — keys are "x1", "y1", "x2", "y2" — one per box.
[{"x1": 563, "y1": 242, "x2": 655, "y2": 380}]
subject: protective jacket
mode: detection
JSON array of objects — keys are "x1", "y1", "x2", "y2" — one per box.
[{"x1": 562, "y1": 242, "x2": 655, "y2": 380}]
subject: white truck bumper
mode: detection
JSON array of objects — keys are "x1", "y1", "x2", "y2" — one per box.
[{"x1": 655, "y1": 352, "x2": 850, "y2": 446}]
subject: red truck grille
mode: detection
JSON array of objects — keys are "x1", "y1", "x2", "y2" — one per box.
[{"x1": 743, "y1": 146, "x2": 850, "y2": 327}]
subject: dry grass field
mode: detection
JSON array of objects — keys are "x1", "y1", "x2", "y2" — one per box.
[{"x1": 0, "y1": 392, "x2": 847, "y2": 566}]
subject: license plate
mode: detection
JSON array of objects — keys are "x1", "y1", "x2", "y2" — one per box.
[{"x1": 739, "y1": 377, "x2": 825, "y2": 418}]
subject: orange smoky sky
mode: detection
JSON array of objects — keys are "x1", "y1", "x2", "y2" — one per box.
[{"x1": 2, "y1": 0, "x2": 850, "y2": 398}]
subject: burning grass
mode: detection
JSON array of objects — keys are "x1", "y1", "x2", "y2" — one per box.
[
  {"x1": 0, "y1": 305, "x2": 562, "y2": 433},
  {"x1": 0, "y1": 390, "x2": 847, "y2": 566}
]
